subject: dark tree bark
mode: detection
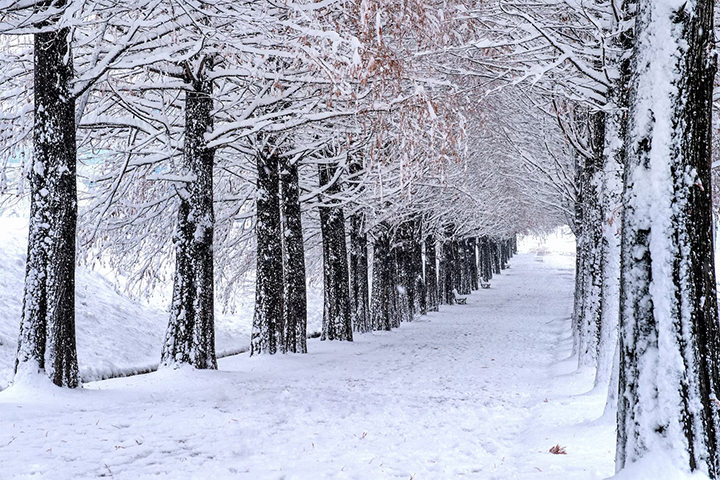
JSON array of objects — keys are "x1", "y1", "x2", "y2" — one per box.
[
  {"x1": 372, "y1": 225, "x2": 397, "y2": 331},
  {"x1": 348, "y1": 159, "x2": 370, "y2": 333},
  {"x1": 424, "y1": 236, "x2": 439, "y2": 312},
  {"x1": 442, "y1": 239, "x2": 456, "y2": 305},
  {"x1": 469, "y1": 238, "x2": 479, "y2": 291},
  {"x1": 394, "y1": 220, "x2": 421, "y2": 322},
  {"x1": 349, "y1": 211, "x2": 370, "y2": 332},
  {"x1": 15, "y1": 18, "x2": 79, "y2": 387},
  {"x1": 280, "y1": 157, "x2": 307, "y2": 353},
  {"x1": 453, "y1": 240, "x2": 463, "y2": 292},
  {"x1": 480, "y1": 236, "x2": 493, "y2": 284},
  {"x1": 251, "y1": 146, "x2": 284, "y2": 354},
  {"x1": 318, "y1": 163, "x2": 352, "y2": 341},
  {"x1": 438, "y1": 246, "x2": 446, "y2": 304},
  {"x1": 392, "y1": 243, "x2": 411, "y2": 323},
  {"x1": 416, "y1": 231, "x2": 427, "y2": 316},
  {"x1": 499, "y1": 240, "x2": 508, "y2": 270},
  {"x1": 571, "y1": 154, "x2": 586, "y2": 359},
  {"x1": 492, "y1": 239, "x2": 501, "y2": 275},
  {"x1": 162, "y1": 67, "x2": 217, "y2": 369},
  {"x1": 410, "y1": 220, "x2": 424, "y2": 316},
  {"x1": 347, "y1": 158, "x2": 368, "y2": 332},
  {"x1": 349, "y1": 212, "x2": 370, "y2": 332},
  {"x1": 459, "y1": 238, "x2": 474, "y2": 295},
  {"x1": 616, "y1": 0, "x2": 720, "y2": 475}
]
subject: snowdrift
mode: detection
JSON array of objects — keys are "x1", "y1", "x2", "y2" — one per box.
[{"x1": 0, "y1": 217, "x2": 321, "y2": 389}]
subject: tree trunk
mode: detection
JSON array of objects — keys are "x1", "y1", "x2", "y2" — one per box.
[
  {"x1": 438, "y1": 245, "x2": 446, "y2": 304},
  {"x1": 280, "y1": 157, "x2": 307, "y2": 353},
  {"x1": 15, "y1": 21, "x2": 79, "y2": 387},
  {"x1": 616, "y1": 0, "x2": 720, "y2": 475},
  {"x1": 162, "y1": 72, "x2": 217, "y2": 369},
  {"x1": 425, "y1": 236, "x2": 439, "y2": 312},
  {"x1": 577, "y1": 110, "x2": 606, "y2": 370},
  {"x1": 372, "y1": 226, "x2": 396, "y2": 331},
  {"x1": 480, "y1": 236, "x2": 493, "y2": 283},
  {"x1": 442, "y1": 239, "x2": 456, "y2": 304},
  {"x1": 492, "y1": 239, "x2": 501, "y2": 275},
  {"x1": 349, "y1": 212, "x2": 370, "y2": 332},
  {"x1": 410, "y1": 221, "x2": 424, "y2": 316},
  {"x1": 595, "y1": 119, "x2": 622, "y2": 388},
  {"x1": 416, "y1": 231, "x2": 427, "y2": 315},
  {"x1": 571, "y1": 146, "x2": 586, "y2": 360},
  {"x1": 458, "y1": 239, "x2": 472, "y2": 295},
  {"x1": 394, "y1": 220, "x2": 420, "y2": 322},
  {"x1": 348, "y1": 159, "x2": 370, "y2": 333},
  {"x1": 469, "y1": 238, "x2": 479, "y2": 291},
  {"x1": 572, "y1": 237, "x2": 585, "y2": 359},
  {"x1": 500, "y1": 239, "x2": 508, "y2": 270},
  {"x1": 349, "y1": 211, "x2": 370, "y2": 332},
  {"x1": 251, "y1": 146, "x2": 284, "y2": 355},
  {"x1": 595, "y1": 11, "x2": 632, "y2": 393},
  {"x1": 318, "y1": 163, "x2": 352, "y2": 341}
]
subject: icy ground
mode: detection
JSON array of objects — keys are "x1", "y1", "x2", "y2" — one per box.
[{"x1": 0, "y1": 235, "x2": 618, "y2": 479}]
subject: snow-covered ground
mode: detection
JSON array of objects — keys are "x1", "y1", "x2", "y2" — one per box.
[
  {"x1": 0, "y1": 229, "x2": 618, "y2": 479},
  {"x1": 0, "y1": 218, "x2": 322, "y2": 390}
]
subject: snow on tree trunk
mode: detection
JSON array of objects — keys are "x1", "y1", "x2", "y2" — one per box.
[
  {"x1": 280, "y1": 157, "x2": 307, "y2": 353},
  {"x1": 318, "y1": 163, "x2": 352, "y2": 341},
  {"x1": 595, "y1": 109, "x2": 623, "y2": 390},
  {"x1": 425, "y1": 235, "x2": 439, "y2": 312},
  {"x1": 571, "y1": 150, "x2": 586, "y2": 360},
  {"x1": 577, "y1": 110, "x2": 606, "y2": 370},
  {"x1": 596, "y1": 0, "x2": 634, "y2": 399},
  {"x1": 251, "y1": 145, "x2": 284, "y2": 355},
  {"x1": 616, "y1": 0, "x2": 720, "y2": 475},
  {"x1": 572, "y1": 244, "x2": 585, "y2": 359},
  {"x1": 162, "y1": 71, "x2": 217, "y2": 370},
  {"x1": 15, "y1": 23, "x2": 79, "y2": 388}
]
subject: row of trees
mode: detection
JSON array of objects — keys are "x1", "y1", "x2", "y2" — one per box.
[
  {"x1": 451, "y1": 0, "x2": 720, "y2": 476},
  {"x1": 0, "y1": 1, "x2": 540, "y2": 385},
  {"x1": 6, "y1": 0, "x2": 717, "y2": 476}
]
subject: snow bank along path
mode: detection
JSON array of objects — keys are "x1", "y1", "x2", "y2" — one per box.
[{"x1": 0, "y1": 252, "x2": 615, "y2": 479}]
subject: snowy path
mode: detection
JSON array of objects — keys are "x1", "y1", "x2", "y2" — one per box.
[{"x1": 0, "y1": 252, "x2": 615, "y2": 479}]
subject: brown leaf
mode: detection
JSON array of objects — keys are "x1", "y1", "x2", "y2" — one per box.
[{"x1": 549, "y1": 444, "x2": 567, "y2": 455}]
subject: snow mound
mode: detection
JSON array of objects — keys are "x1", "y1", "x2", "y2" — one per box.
[
  {"x1": 0, "y1": 218, "x2": 252, "y2": 389},
  {"x1": 609, "y1": 451, "x2": 711, "y2": 480}
]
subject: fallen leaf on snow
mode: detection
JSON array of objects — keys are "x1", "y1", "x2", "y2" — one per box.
[{"x1": 549, "y1": 444, "x2": 566, "y2": 455}]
